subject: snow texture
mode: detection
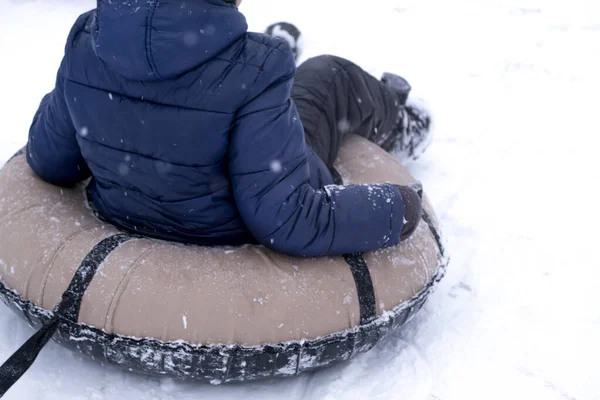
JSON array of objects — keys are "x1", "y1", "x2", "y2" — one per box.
[{"x1": 1, "y1": 0, "x2": 600, "y2": 399}]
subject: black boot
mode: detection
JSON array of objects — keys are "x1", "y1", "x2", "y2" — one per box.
[
  {"x1": 381, "y1": 72, "x2": 412, "y2": 105},
  {"x1": 265, "y1": 22, "x2": 303, "y2": 62},
  {"x1": 382, "y1": 73, "x2": 432, "y2": 162}
]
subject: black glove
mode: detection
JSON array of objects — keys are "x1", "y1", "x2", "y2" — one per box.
[{"x1": 397, "y1": 184, "x2": 423, "y2": 241}]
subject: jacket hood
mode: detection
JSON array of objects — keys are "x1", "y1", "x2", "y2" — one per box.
[{"x1": 92, "y1": 0, "x2": 248, "y2": 81}]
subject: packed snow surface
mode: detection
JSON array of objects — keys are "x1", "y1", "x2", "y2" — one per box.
[{"x1": 0, "y1": 0, "x2": 599, "y2": 399}]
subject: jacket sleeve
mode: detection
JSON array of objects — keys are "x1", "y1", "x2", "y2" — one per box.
[
  {"x1": 26, "y1": 61, "x2": 90, "y2": 187},
  {"x1": 229, "y1": 43, "x2": 406, "y2": 257}
]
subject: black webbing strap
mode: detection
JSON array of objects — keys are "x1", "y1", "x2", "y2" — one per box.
[
  {"x1": 341, "y1": 181, "x2": 446, "y2": 327},
  {"x1": 0, "y1": 234, "x2": 135, "y2": 397},
  {"x1": 421, "y1": 210, "x2": 445, "y2": 258},
  {"x1": 343, "y1": 253, "x2": 377, "y2": 325},
  {"x1": 334, "y1": 167, "x2": 376, "y2": 325},
  {"x1": 330, "y1": 167, "x2": 344, "y2": 185}
]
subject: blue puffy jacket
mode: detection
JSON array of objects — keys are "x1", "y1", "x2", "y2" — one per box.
[{"x1": 26, "y1": 0, "x2": 406, "y2": 257}]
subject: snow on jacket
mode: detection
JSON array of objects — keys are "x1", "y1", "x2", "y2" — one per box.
[{"x1": 26, "y1": 0, "x2": 406, "y2": 257}]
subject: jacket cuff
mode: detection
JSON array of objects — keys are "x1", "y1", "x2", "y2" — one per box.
[{"x1": 384, "y1": 183, "x2": 405, "y2": 248}]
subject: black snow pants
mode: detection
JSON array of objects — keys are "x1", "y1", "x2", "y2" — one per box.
[{"x1": 291, "y1": 55, "x2": 405, "y2": 171}]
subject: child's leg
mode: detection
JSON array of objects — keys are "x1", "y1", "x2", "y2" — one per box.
[{"x1": 292, "y1": 55, "x2": 426, "y2": 167}]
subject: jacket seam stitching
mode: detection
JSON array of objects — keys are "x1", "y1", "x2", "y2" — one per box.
[
  {"x1": 385, "y1": 185, "x2": 396, "y2": 247},
  {"x1": 145, "y1": 1, "x2": 161, "y2": 80},
  {"x1": 94, "y1": 178, "x2": 218, "y2": 205},
  {"x1": 241, "y1": 43, "x2": 289, "y2": 106},
  {"x1": 245, "y1": 35, "x2": 286, "y2": 52},
  {"x1": 63, "y1": 78, "x2": 234, "y2": 114},
  {"x1": 235, "y1": 99, "x2": 289, "y2": 119},
  {"x1": 230, "y1": 153, "x2": 306, "y2": 176},
  {"x1": 78, "y1": 135, "x2": 225, "y2": 169},
  {"x1": 213, "y1": 58, "x2": 262, "y2": 68}
]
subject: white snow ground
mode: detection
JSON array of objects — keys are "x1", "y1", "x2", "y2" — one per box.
[{"x1": 1, "y1": 0, "x2": 600, "y2": 399}]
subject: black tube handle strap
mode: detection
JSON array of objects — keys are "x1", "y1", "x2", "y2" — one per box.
[
  {"x1": 343, "y1": 253, "x2": 377, "y2": 325},
  {"x1": 0, "y1": 317, "x2": 60, "y2": 396},
  {"x1": 0, "y1": 234, "x2": 135, "y2": 397}
]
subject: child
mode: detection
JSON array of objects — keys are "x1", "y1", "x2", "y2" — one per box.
[{"x1": 26, "y1": 0, "x2": 431, "y2": 257}]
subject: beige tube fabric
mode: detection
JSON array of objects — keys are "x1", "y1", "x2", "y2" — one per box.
[{"x1": 0, "y1": 135, "x2": 441, "y2": 346}]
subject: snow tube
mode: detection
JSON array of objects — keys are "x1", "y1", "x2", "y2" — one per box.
[{"x1": 0, "y1": 135, "x2": 446, "y2": 384}]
